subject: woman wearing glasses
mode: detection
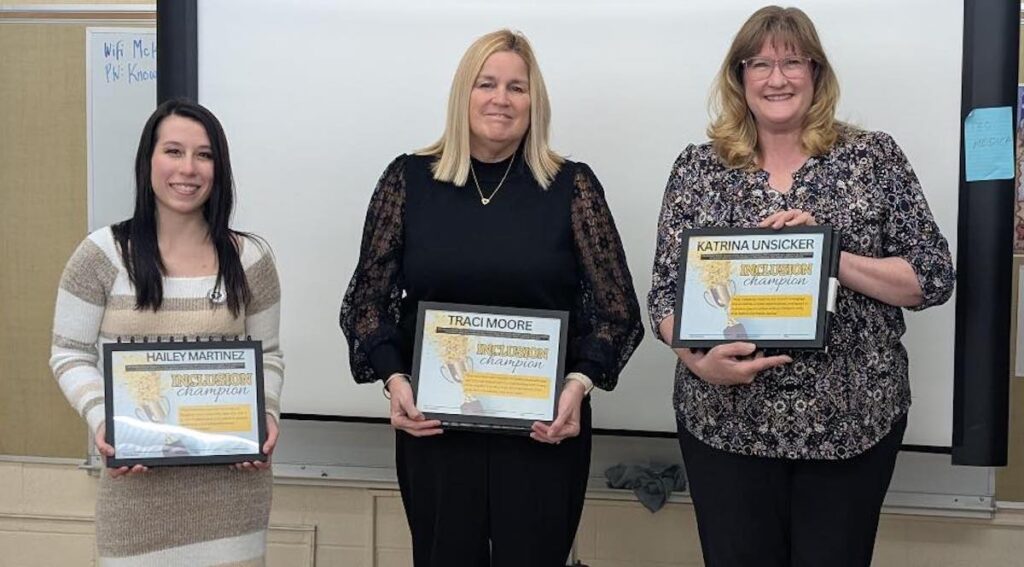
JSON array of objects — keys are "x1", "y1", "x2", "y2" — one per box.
[{"x1": 648, "y1": 6, "x2": 954, "y2": 566}]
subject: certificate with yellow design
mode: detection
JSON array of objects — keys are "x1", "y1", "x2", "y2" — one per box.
[
  {"x1": 103, "y1": 339, "x2": 266, "y2": 467},
  {"x1": 412, "y1": 302, "x2": 569, "y2": 432},
  {"x1": 673, "y1": 226, "x2": 840, "y2": 349}
]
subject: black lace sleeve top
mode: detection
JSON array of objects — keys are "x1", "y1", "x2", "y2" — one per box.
[{"x1": 341, "y1": 150, "x2": 644, "y2": 392}]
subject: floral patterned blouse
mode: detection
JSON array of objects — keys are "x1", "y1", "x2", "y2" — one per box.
[{"x1": 648, "y1": 128, "x2": 955, "y2": 460}]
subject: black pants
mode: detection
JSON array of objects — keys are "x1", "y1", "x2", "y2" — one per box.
[
  {"x1": 396, "y1": 400, "x2": 591, "y2": 567},
  {"x1": 678, "y1": 415, "x2": 907, "y2": 567}
]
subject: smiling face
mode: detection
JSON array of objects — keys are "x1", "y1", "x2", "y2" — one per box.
[
  {"x1": 743, "y1": 39, "x2": 814, "y2": 135},
  {"x1": 468, "y1": 50, "x2": 531, "y2": 159},
  {"x1": 149, "y1": 114, "x2": 214, "y2": 220}
]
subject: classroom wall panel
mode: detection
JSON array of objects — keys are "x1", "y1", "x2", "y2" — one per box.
[
  {"x1": 995, "y1": 18, "x2": 1024, "y2": 502},
  {"x1": 998, "y1": 256, "x2": 1024, "y2": 500},
  {"x1": 1, "y1": 460, "x2": 1024, "y2": 567},
  {"x1": 0, "y1": 5, "x2": 155, "y2": 458},
  {"x1": 0, "y1": 23, "x2": 91, "y2": 457},
  {"x1": 1, "y1": 0, "x2": 144, "y2": 5}
]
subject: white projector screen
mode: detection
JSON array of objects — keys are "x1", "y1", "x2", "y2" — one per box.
[{"x1": 195, "y1": 0, "x2": 962, "y2": 448}]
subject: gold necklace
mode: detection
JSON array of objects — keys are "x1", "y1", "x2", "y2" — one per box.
[{"x1": 469, "y1": 150, "x2": 516, "y2": 205}]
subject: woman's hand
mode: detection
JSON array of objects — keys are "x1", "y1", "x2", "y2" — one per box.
[
  {"x1": 96, "y1": 423, "x2": 149, "y2": 478},
  {"x1": 233, "y1": 415, "x2": 279, "y2": 471},
  {"x1": 682, "y1": 342, "x2": 791, "y2": 386},
  {"x1": 658, "y1": 316, "x2": 790, "y2": 386},
  {"x1": 531, "y1": 379, "x2": 585, "y2": 444},
  {"x1": 387, "y1": 375, "x2": 443, "y2": 437},
  {"x1": 760, "y1": 209, "x2": 817, "y2": 229}
]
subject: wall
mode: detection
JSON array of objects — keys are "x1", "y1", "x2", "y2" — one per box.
[
  {"x1": 1, "y1": 459, "x2": 1024, "y2": 567},
  {"x1": 0, "y1": 22, "x2": 86, "y2": 456},
  {"x1": 1000, "y1": 256, "x2": 1024, "y2": 501},
  {"x1": 0, "y1": 5, "x2": 157, "y2": 457},
  {"x1": 996, "y1": 20, "x2": 1024, "y2": 501}
]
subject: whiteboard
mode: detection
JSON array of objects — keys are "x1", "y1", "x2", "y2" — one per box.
[
  {"x1": 86, "y1": 27, "x2": 157, "y2": 231},
  {"x1": 195, "y1": 0, "x2": 961, "y2": 448}
]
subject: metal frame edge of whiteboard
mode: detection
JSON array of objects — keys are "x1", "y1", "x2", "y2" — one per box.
[
  {"x1": 274, "y1": 464, "x2": 398, "y2": 488},
  {"x1": 883, "y1": 491, "x2": 995, "y2": 518},
  {"x1": 77, "y1": 456, "x2": 996, "y2": 518},
  {"x1": 271, "y1": 464, "x2": 994, "y2": 518},
  {"x1": 280, "y1": 415, "x2": 954, "y2": 450}
]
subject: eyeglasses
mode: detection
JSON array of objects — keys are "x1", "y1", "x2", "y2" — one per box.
[{"x1": 741, "y1": 56, "x2": 814, "y2": 80}]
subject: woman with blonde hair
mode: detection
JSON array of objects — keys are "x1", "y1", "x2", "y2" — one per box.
[
  {"x1": 648, "y1": 6, "x2": 954, "y2": 566},
  {"x1": 341, "y1": 29, "x2": 643, "y2": 566}
]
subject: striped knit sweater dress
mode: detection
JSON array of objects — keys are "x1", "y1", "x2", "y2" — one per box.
[{"x1": 50, "y1": 226, "x2": 284, "y2": 566}]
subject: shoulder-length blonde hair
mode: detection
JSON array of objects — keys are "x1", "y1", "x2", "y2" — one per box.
[
  {"x1": 419, "y1": 29, "x2": 564, "y2": 188},
  {"x1": 708, "y1": 6, "x2": 843, "y2": 170}
]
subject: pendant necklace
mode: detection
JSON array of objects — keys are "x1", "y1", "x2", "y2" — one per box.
[{"x1": 470, "y1": 150, "x2": 516, "y2": 205}]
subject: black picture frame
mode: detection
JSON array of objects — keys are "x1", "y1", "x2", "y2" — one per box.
[
  {"x1": 672, "y1": 225, "x2": 840, "y2": 350},
  {"x1": 103, "y1": 338, "x2": 267, "y2": 467},
  {"x1": 411, "y1": 302, "x2": 569, "y2": 433}
]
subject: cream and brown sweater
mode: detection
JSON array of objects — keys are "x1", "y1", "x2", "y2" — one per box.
[{"x1": 50, "y1": 226, "x2": 284, "y2": 566}]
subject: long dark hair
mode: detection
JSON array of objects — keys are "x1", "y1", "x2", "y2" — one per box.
[{"x1": 112, "y1": 98, "x2": 252, "y2": 317}]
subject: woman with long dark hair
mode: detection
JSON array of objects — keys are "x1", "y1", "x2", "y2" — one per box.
[{"x1": 50, "y1": 98, "x2": 284, "y2": 565}]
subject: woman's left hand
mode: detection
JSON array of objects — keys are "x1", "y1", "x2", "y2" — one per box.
[
  {"x1": 531, "y1": 380, "x2": 586, "y2": 444},
  {"x1": 233, "y1": 415, "x2": 278, "y2": 471},
  {"x1": 760, "y1": 208, "x2": 817, "y2": 229}
]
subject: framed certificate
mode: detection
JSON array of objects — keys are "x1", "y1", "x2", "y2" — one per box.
[
  {"x1": 411, "y1": 302, "x2": 569, "y2": 432},
  {"x1": 673, "y1": 226, "x2": 840, "y2": 349},
  {"x1": 103, "y1": 338, "x2": 266, "y2": 467}
]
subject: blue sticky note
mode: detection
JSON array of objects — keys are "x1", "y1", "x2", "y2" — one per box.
[{"x1": 964, "y1": 106, "x2": 1015, "y2": 182}]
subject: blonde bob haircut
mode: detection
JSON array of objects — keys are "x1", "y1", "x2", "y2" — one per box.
[
  {"x1": 708, "y1": 6, "x2": 844, "y2": 170},
  {"x1": 419, "y1": 29, "x2": 564, "y2": 189}
]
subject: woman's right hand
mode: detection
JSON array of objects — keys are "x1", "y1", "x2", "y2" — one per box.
[
  {"x1": 658, "y1": 315, "x2": 791, "y2": 386},
  {"x1": 95, "y1": 423, "x2": 149, "y2": 478},
  {"x1": 681, "y1": 342, "x2": 791, "y2": 386},
  {"x1": 386, "y1": 375, "x2": 443, "y2": 437}
]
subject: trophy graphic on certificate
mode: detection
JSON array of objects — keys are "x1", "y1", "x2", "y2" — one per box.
[
  {"x1": 693, "y1": 255, "x2": 748, "y2": 340},
  {"x1": 123, "y1": 371, "x2": 188, "y2": 456},
  {"x1": 123, "y1": 371, "x2": 168, "y2": 423},
  {"x1": 703, "y1": 280, "x2": 748, "y2": 339},
  {"x1": 439, "y1": 357, "x2": 485, "y2": 414},
  {"x1": 135, "y1": 396, "x2": 170, "y2": 422},
  {"x1": 428, "y1": 314, "x2": 485, "y2": 414}
]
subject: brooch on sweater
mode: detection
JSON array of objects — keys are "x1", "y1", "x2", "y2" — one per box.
[{"x1": 207, "y1": 286, "x2": 226, "y2": 304}]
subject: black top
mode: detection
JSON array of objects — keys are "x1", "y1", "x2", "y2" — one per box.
[{"x1": 340, "y1": 150, "x2": 644, "y2": 391}]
